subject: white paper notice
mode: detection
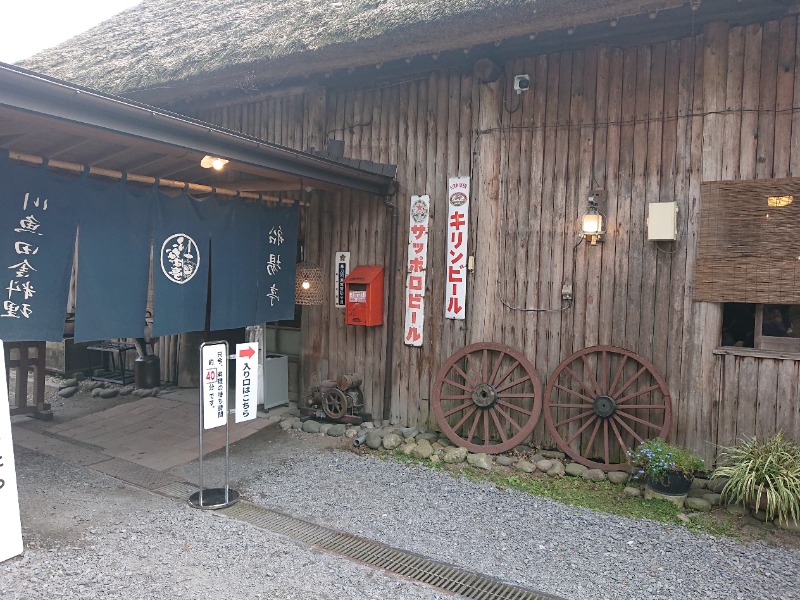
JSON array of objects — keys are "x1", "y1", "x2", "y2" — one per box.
[
  {"x1": 0, "y1": 340, "x2": 24, "y2": 562},
  {"x1": 201, "y1": 341, "x2": 228, "y2": 430},
  {"x1": 235, "y1": 342, "x2": 258, "y2": 423}
]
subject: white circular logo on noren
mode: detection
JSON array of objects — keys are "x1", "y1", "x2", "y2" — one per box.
[{"x1": 161, "y1": 233, "x2": 200, "y2": 284}]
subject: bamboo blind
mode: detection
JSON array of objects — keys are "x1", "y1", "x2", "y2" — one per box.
[{"x1": 695, "y1": 179, "x2": 800, "y2": 304}]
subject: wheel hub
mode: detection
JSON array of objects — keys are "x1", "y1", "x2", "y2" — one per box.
[
  {"x1": 472, "y1": 383, "x2": 498, "y2": 408},
  {"x1": 593, "y1": 395, "x2": 617, "y2": 418}
]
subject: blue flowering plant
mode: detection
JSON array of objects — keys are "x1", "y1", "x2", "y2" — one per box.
[{"x1": 627, "y1": 438, "x2": 705, "y2": 483}]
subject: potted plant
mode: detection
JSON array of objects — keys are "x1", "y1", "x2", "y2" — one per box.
[
  {"x1": 713, "y1": 431, "x2": 800, "y2": 524},
  {"x1": 628, "y1": 438, "x2": 705, "y2": 495}
]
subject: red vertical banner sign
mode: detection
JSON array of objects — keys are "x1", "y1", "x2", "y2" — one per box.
[
  {"x1": 403, "y1": 195, "x2": 430, "y2": 347},
  {"x1": 445, "y1": 177, "x2": 470, "y2": 320}
]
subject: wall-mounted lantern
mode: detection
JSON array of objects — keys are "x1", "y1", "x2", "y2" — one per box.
[
  {"x1": 581, "y1": 190, "x2": 606, "y2": 245},
  {"x1": 295, "y1": 261, "x2": 324, "y2": 305},
  {"x1": 200, "y1": 155, "x2": 229, "y2": 170}
]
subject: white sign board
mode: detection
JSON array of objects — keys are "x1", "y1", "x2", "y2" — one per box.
[
  {"x1": 201, "y1": 341, "x2": 228, "y2": 430},
  {"x1": 404, "y1": 195, "x2": 430, "y2": 346},
  {"x1": 334, "y1": 252, "x2": 351, "y2": 308},
  {"x1": 0, "y1": 340, "x2": 24, "y2": 562},
  {"x1": 445, "y1": 177, "x2": 470, "y2": 319},
  {"x1": 235, "y1": 342, "x2": 258, "y2": 423}
]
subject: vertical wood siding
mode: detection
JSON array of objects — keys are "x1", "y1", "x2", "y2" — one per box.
[{"x1": 192, "y1": 17, "x2": 800, "y2": 463}]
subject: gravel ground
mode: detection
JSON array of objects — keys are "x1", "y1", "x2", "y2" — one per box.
[
  {"x1": 192, "y1": 429, "x2": 800, "y2": 600},
  {"x1": 5, "y1": 399, "x2": 800, "y2": 600},
  {"x1": 1, "y1": 446, "x2": 456, "y2": 599}
]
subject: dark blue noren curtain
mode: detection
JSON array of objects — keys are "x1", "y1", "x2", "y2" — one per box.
[
  {"x1": 152, "y1": 192, "x2": 211, "y2": 337},
  {"x1": 0, "y1": 156, "x2": 79, "y2": 341},
  {"x1": 208, "y1": 197, "x2": 261, "y2": 330},
  {"x1": 74, "y1": 179, "x2": 154, "y2": 342},
  {"x1": 255, "y1": 203, "x2": 299, "y2": 323}
]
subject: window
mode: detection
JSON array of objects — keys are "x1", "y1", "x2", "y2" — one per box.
[{"x1": 722, "y1": 303, "x2": 800, "y2": 352}]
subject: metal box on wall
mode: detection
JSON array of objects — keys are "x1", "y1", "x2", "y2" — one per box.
[
  {"x1": 262, "y1": 353, "x2": 289, "y2": 410},
  {"x1": 344, "y1": 266, "x2": 384, "y2": 326}
]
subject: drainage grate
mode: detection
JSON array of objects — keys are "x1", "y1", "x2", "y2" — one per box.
[{"x1": 220, "y1": 501, "x2": 566, "y2": 600}]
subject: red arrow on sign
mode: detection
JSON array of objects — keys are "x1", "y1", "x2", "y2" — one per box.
[{"x1": 238, "y1": 346, "x2": 255, "y2": 359}]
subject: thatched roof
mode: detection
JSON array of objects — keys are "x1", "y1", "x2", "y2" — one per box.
[{"x1": 21, "y1": 0, "x2": 688, "y2": 99}]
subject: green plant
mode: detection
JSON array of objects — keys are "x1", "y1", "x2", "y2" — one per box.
[
  {"x1": 713, "y1": 432, "x2": 800, "y2": 525},
  {"x1": 627, "y1": 438, "x2": 705, "y2": 483}
]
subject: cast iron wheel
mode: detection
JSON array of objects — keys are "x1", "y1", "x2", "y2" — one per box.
[
  {"x1": 543, "y1": 345, "x2": 671, "y2": 471},
  {"x1": 432, "y1": 342, "x2": 542, "y2": 454},
  {"x1": 323, "y1": 388, "x2": 348, "y2": 419}
]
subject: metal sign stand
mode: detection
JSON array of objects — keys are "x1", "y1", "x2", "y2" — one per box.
[{"x1": 188, "y1": 340, "x2": 239, "y2": 510}]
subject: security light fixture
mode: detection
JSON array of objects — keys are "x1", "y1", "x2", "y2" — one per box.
[{"x1": 513, "y1": 74, "x2": 530, "y2": 94}]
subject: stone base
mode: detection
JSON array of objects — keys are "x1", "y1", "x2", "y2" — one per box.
[{"x1": 644, "y1": 485, "x2": 687, "y2": 508}]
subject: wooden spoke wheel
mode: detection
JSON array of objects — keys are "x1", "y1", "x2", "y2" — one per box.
[
  {"x1": 323, "y1": 388, "x2": 348, "y2": 419},
  {"x1": 432, "y1": 342, "x2": 542, "y2": 454},
  {"x1": 543, "y1": 345, "x2": 671, "y2": 471}
]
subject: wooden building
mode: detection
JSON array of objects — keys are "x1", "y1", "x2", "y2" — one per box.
[{"x1": 21, "y1": 0, "x2": 800, "y2": 465}]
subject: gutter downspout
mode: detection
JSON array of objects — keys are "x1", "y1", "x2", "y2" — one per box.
[{"x1": 382, "y1": 182, "x2": 399, "y2": 422}]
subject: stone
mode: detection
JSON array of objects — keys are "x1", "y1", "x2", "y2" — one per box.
[
  {"x1": 547, "y1": 462, "x2": 566, "y2": 477},
  {"x1": 514, "y1": 445, "x2": 532, "y2": 453},
  {"x1": 302, "y1": 420, "x2": 321, "y2": 433},
  {"x1": 582, "y1": 469, "x2": 606, "y2": 482},
  {"x1": 400, "y1": 427, "x2": 419, "y2": 439},
  {"x1": 540, "y1": 450, "x2": 566, "y2": 460},
  {"x1": 565, "y1": 463, "x2": 589, "y2": 477},
  {"x1": 431, "y1": 442, "x2": 445, "y2": 452},
  {"x1": 535, "y1": 459, "x2": 554, "y2": 472},
  {"x1": 327, "y1": 424, "x2": 347, "y2": 437},
  {"x1": 344, "y1": 427, "x2": 359, "y2": 439},
  {"x1": 362, "y1": 422, "x2": 374, "y2": 429},
  {"x1": 119, "y1": 386, "x2": 135, "y2": 396},
  {"x1": 412, "y1": 440, "x2": 433, "y2": 459},
  {"x1": 607, "y1": 471, "x2": 630, "y2": 485},
  {"x1": 643, "y1": 487, "x2": 686, "y2": 508},
  {"x1": 319, "y1": 424, "x2": 333, "y2": 435},
  {"x1": 624, "y1": 486, "x2": 642, "y2": 498},
  {"x1": 398, "y1": 442, "x2": 416, "y2": 455},
  {"x1": 705, "y1": 477, "x2": 728, "y2": 494},
  {"x1": 690, "y1": 477, "x2": 709, "y2": 490},
  {"x1": 381, "y1": 419, "x2": 391, "y2": 427},
  {"x1": 702, "y1": 493, "x2": 722, "y2": 506},
  {"x1": 57, "y1": 386, "x2": 79, "y2": 398},
  {"x1": 442, "y1": 447, "x2": 468, "y2": 464},
  {"x1": 417, "y1": 432, "x2": 439, "y2": 442},
  {"x1": 437, "y1": 436, "x2": 454, "y2": 447},
  {"x1": 91, "y1": 388, "x2": 103, "y2": 397},
  {"x1": 684, "y1": 497, "x2": 712, "y2": 512},
  {"x1": 677, "y1": 513, "x2": 692, "y2": 524},
  {"x1": 429, "y1": 454, "x2": 441, "y2": 464},
  {"x1": 99, "y1": 388, "x2": 119, "y2": 399},
  {"x1": 750, "y1": 509, "x2": 774, "y2": 524},
  {"x1": 279, "y1": 420, "x2": 294, "y2": 431},
  {"x1": 365, "y1": 431, "x2": 383, "y2": 450},
  {"x1": 132, "y1": 389, "x2": 150, "y2": 397},
  {"x1": 59, "y1": 378, "x2": 79, "y2": 389},
  {"x1": 71, "y1": 372, "x2": 87, "y2": 382},
  {"x1": 372, "y1": 421, "x2": 382, "y2": 429},
  {"x1": 150, "y1": 387, "x2": 160, "y2": 397},
  {"x1": 530, "y1": 453, "x2": 544, "y2": 463},
  {"x1": 291, "y1": 419, "x2": 304, "y2": 430},
  {"x1": 466, "y1": 453, "x2": 493, "y2": 471},
  {"x1": 687, "y1": 488, "x2": 710, "y2": 498},
  {"x1": 515, "y1": 460, "x2": 536, "y2": 473},
  {"x1": 775, "y1": 519, "x2": 800, "y2": 532},
  {"x1": 496, "y1": 456, "x2": 515, "y2": 467},
  {"x1": 382, "y1": 433, "x2": 403, "y2": 450}
]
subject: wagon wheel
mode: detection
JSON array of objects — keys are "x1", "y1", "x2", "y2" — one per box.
[
  {"x1": 544, "y1": 345, "x2": 671, "y2": 471},
  {"x1": 323, "y1": 388, "x2": 348, "y2": 419},
  {"x1": 432, "y1": 342, "x2": 542, "y2": 454}
]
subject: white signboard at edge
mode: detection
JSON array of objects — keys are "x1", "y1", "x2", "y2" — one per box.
[
  {"x1": 0, "y1": 340, "x2": 24, "y2": 562},
  {"x1": 201, "y1": 341, "x2": 228, "y2": 430},
  {"x1": 235, "y1": 342, "x2": 258, "y2": 423}
]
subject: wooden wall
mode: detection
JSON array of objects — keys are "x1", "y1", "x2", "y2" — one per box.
[{"x1": 192, "y1": 16, "x2": 800, "y2": 463}]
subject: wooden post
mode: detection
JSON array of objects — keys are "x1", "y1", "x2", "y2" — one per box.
[{"x1": 470, "y1": 78, "x2": 503, "y2": 342}]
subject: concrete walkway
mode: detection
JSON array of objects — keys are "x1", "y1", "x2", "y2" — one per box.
[{"x1": 44, "y1": 390, "x2": 273, "y2": 470}]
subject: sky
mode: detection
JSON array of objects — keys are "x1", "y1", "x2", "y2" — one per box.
[{"x1": 0, "y1": 1, "x2": 142, "y2": 64}]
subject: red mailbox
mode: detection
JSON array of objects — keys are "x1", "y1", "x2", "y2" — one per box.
[{"x1": 344, "y1": 265, "x2": 384, "y2": 326}]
